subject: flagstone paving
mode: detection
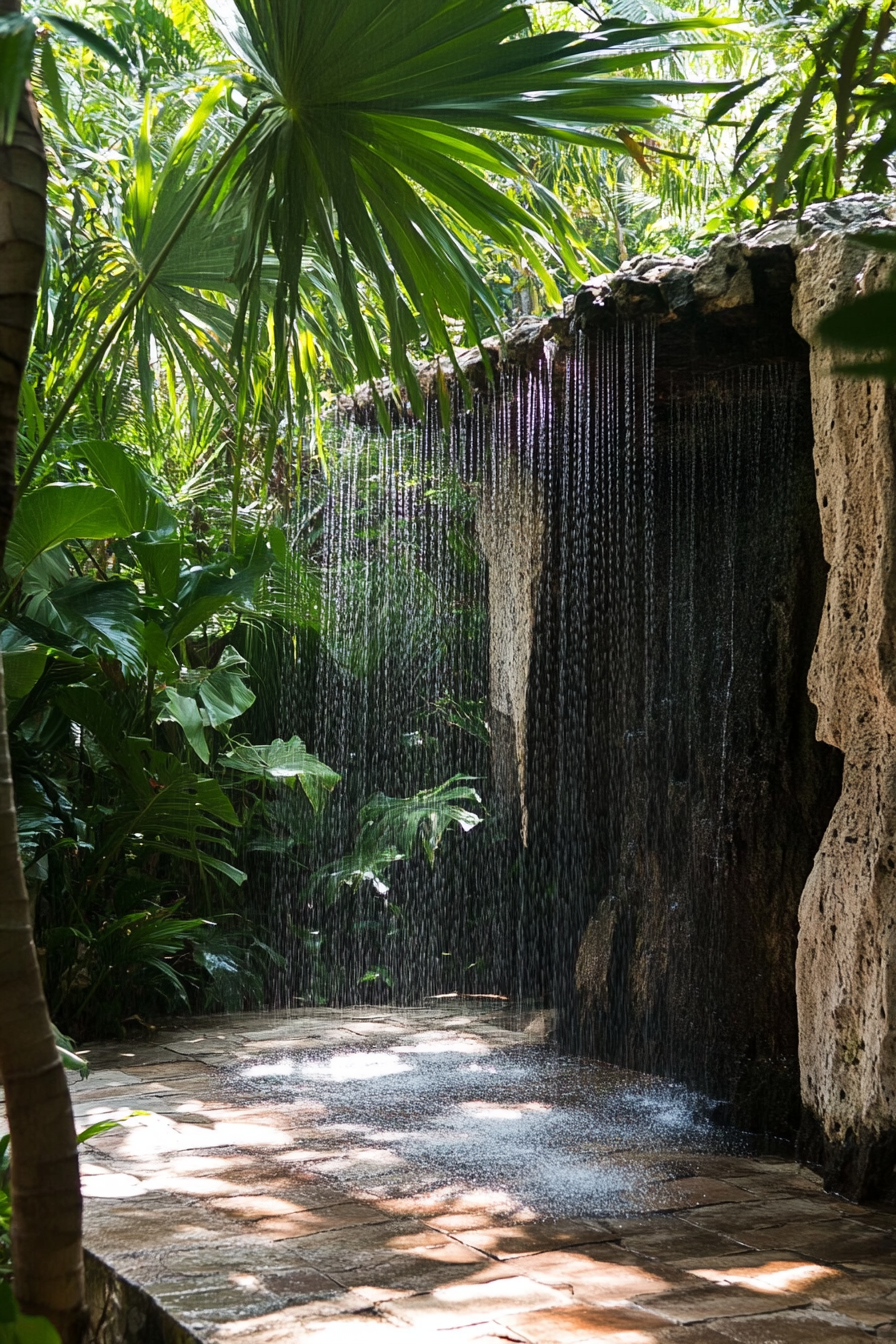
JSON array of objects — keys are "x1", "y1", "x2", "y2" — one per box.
[{"x1": 59, "y1": 1006, "x2": 896, "y2": 1342}]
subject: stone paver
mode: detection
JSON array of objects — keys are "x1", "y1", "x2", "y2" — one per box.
[{"x1": 19, "y1": 1006, "x2": 895, "y2": 1341}]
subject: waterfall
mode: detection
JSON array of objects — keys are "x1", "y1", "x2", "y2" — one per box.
[
  {"x1": 526, "y1": 330, "x2": 834, "y2": 1123},
  {"x1": 271, "y1": 406, "x2": 498, "y2": 1007},
  {"x1": 269, "y1": 318, "x2": 838, "y2": 1133}
]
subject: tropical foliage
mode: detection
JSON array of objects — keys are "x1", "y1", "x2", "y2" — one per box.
[
  {"x1": 7, "y1": 0, "x2": 896, "y2": 1334},
  {"x1": 1, "y1": 0, "x2": 895, "y2": 1041}
]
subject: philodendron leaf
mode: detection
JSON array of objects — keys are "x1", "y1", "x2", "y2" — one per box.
[
  {"x1": 45, "y1": 577, "x2": 145, "y2": 676},
  {"x1": 198, "y1": 667, "x2": 255, "y2": 727},
  {"x1": 6, "y1": 484, "x2": 128, "y2": 573},
  {"x1": 221, "y1": 737, "x2": 340, "y2": 811},
  {"x1": 79, "y1": 441, "x2": 177, "y2": 536},
  {"x1": 161, "y1": 687, "x2": 210, "y2": 762}
]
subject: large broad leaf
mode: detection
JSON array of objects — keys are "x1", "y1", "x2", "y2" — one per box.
[
  {"x1": 161, "y1": 687, "x2": 210, "y2": 762},
  {"x1": 42, "y1": 577, "x2": 145, "y2": 676},
  {"x1": 6, "y1": 485, "x2": 128, "y2": 573},
  {"x1": 1, "y1": 646, "x2": 48, "y2": 701},
  {"x1": 78, "y1": 440, "x2": 177, "y2": 536},
  {"x1": 0, "y1": 628, "x2": 48, "y2": 701},
  {"x1": 54, "y1": 685, "x2": 132, "y2": 768},
  {"x1": 198, "y1": 667, "x2": 256, "y2": 727},
  {"x1": 359, "y1": 776, "x2": 482, "y2": 867},
  {"x1": 221, "y1": 736, "x2": 339, "y2": 811},
  {"x1": 166, "y1": 548, "x2": 275, "y2": 645},
  {"x1": 131, "y1": 536, "x2": 181, "y2": 600}
]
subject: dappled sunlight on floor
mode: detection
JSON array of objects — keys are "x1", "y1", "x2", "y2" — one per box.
[{"x1": 57, "y1": 1006, "x2": 896, "y2": 1342}]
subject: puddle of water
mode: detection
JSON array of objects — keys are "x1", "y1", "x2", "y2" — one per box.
[{"x1": 233, "y1": 1043, "x2": 753, "y2": 1218}]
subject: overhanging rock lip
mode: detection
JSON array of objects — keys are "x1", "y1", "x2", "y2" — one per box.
[{"x1": 337, "y1": 192, "x2": 896, "y2": 427}]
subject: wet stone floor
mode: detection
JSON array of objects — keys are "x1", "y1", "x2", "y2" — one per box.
[{"x1": 64, "y1": 1006, "x2": 896, "y2": 1342}]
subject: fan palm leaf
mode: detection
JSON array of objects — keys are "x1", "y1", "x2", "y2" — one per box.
[{"x1": 211, "y1": 0, "x2": 730, "y2": 406}]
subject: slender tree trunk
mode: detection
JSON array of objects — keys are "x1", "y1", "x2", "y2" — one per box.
[{"x1": 0, "y1": 7, "x2": 87, "y2": 1339}]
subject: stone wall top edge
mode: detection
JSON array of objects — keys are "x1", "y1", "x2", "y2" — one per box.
[{"x1": 338, "y1": 193, "x2": 896, "y2": 421}]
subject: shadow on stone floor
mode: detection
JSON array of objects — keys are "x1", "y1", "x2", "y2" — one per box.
[{"x1": 44, "y1": 1008, "x2": 896, "y2": 1343}]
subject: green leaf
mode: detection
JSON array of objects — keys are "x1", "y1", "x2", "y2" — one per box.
[
  {"x1": 143, "y1": 621, "x2": 178, "y2": 676},
  {"x1": 6, "y1": 485, "x2": 128, "y2": 573},
  {"x1": 221, "y1": 736, "x2": 339, "y2": 811},
  {"x1": 0, "y1": 1284, "x2": 15, "y2": 1326},
  {"x1": 706, "y1": 75, "x2": 771, "y2": 126},
  {"x1": 0, "y1": 14, "x2": 36, "y2": 145},
  {"x1": 198, "y1": 668, "x2": 255, "y2": 727},
  {"x1": 76, "y1": 1119, "x2": 125, "y2": 1143},
  {"x1": 208, "y1": 0, "x2": 732, "y2": 388},
  {"x1": 39, "y1": 11, "x2": 129, "y2": 69},
  {"x1": 78, "y1": 441, "x2": 176, "y2": 535},
  {"x1": 132, "y1": 538, "x2": 181, "y2": 600},
  {"x1": 38, "y1": 37, "x2": 67, "y2": 125},
  {"x1": 161, "y1": 688, "x2": 210, "y2": 762},
  {"x1": 45, "y1": 578, "x2": 145, "y2": 677},
  {"x1": 268, "y1": 526, "x2": 288, "y2": 565},
  {"x1": 0, "y1": 645, "x2": 48, "y2": 701},
  {"x1": 818, "y1": 289, "x2": 896, "y2": 354},
  {"x1": 0, "y1": 1280, "x2": 60, "y2": 1344},
  {"x1": 10, "y1": 1315, "x2": 62, "y2": 1344}
]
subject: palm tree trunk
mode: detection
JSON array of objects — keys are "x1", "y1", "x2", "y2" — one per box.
[{"x1": 0, "y1": 7, "x2": 87, "y2": 1338}]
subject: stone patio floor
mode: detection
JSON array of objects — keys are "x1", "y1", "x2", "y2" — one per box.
[{"x1": 64, "y1": 1006, "x2": 896, "y2": 1343}]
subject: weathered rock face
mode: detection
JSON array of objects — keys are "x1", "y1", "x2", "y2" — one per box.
[
  {"x1": 522, "y1": 330, "x2": 840, "y2": 1135},
  {"x1": 476, "y1": 457, "x2": 544, "y2": 842},
  {"x1": 793, "y1": 227, "x2": 896, "y2": 1201},
  {"x1": 341, "y1": 194, "x2": 896, "y2": 1197}
]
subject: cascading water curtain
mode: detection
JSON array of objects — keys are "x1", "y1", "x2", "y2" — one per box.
[
  {"x1": 270, "y1": 407, "x2": 501, "y2": 1007},
  {"x1": 525, "y1": 328, "x2": 812, "y2": 1093}
]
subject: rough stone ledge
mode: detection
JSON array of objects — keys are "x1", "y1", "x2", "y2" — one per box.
[
  {"x1": 338, "y1": 193, "x2": 896, "y2": 425},
  {"x1": 85, "y1": 1249, "x2": 203, "y2": 1344}
]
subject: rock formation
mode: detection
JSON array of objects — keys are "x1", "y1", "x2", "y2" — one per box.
[
  {"x1": 793, "y1": 218, "x2": 896, "y2": 1201},
  {"x1": 476, "y1": 456, "x2": 543, "y2": 843},
  {"x1": 341, "y1": 195, "x2": 896, "y2": 1200}
]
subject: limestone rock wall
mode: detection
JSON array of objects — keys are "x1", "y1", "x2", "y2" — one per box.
[
  {"x1": 342, "y1": 194, "x2": 896, "y2": 1199},
  {"x1": 793, "y1": 230, "x2": 896, "y2": 1201},
  {"x1": 477, "y1": 458, "x2": 543, "y2": 842}
]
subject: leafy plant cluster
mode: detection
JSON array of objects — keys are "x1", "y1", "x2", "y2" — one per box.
[{"x1": 5, "y1": 0, "x2": 896, "y2": 1038}]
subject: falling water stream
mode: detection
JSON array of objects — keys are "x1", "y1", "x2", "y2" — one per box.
[{"x1": 260, "y1": 320, "x2": 836, "y2": 1180}]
